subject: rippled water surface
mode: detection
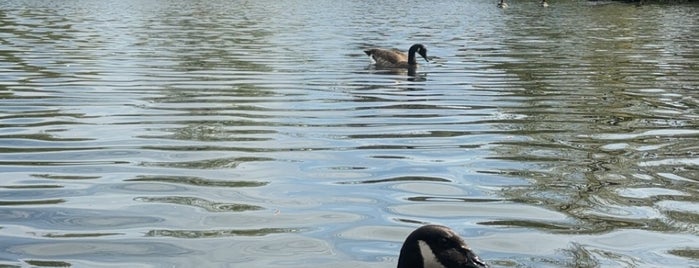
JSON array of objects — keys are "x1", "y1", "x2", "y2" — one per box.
[{"x1": 1, "y1": 0, "x2": 699, "y2": 267}]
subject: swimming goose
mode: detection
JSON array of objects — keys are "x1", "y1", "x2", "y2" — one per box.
[
  {"x1": 364, "y1": 44, "x2": 429, "y2": 68},
  {"x1": 498, "y1": 0, "x2": 548, "y2": 8},
  {"x1": 398, "y1": 225, "x2": 487, "y2": 268}
]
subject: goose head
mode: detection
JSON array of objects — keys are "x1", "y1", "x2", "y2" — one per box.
[
  {"x1": 409, "y1": 44, "x2": 429, "y2": 63},
  {"x1": 397, "y1": 225, "x2": 487, "y2": 268}
]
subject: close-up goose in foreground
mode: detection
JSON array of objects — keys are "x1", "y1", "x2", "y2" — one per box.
[
  {"x1": 364, "y1": 44, "x2": 429, "y2": 68},
  {"x1": 398, "y1": 225, "x2": 488, "y2": 268}
]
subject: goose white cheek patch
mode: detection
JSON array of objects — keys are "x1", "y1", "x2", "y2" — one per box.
[{"x1": 418, "y1": 240, "x2": 446, "y2": 268}]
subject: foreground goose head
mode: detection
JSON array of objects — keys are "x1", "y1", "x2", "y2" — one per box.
[
  {"x1": 398, "y1": 225, "x2": 487, "y2": 268},
  {"x1": 364, "y1": 44, "x2": 429, "y2": 68}
]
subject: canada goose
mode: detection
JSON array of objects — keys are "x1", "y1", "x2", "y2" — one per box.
[
  {"x1": 398, "y1": 225, "x2": 488, "y2": 268},
  {"x1": 498, "y1": 0, "x2": 548, "y2": 8},
  {"x1": 364, "y1": 44, "x2": 429, "y2": 68}
]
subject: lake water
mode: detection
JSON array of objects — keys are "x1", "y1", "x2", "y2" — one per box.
[{"x1": 1, "y1": 0, "x2": 698, "y2": 267}]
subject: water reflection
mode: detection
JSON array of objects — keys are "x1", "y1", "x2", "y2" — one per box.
[
  {"x1": 365, "y1": 65, "x2": 426, "y2": 80},
  {"x1": 483, "y1": 0, "x2": 699, "y2": 242},
  {"x1": 0, "y1": 0, "x2": 698, "y2": 267},
  {"x1": 134, "y1": 196, "x2": 263, "y2": 212},
  {"x1": 337, "y1": 176, "x2": 450, "y2": 184},
  {"x1": 0, "y1": 208, "x2": 163, "y2": 230},
  {"x1": 125, "y1": 175, "x2": 269, "y2": 187},
  {"x1": 146, "y1": 227, "x2": 301, "y2": 239}
]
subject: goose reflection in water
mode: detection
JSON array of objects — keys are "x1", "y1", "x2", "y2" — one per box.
[{"x1": 363, "y1": 44, "x2": 430, "y2": 79}]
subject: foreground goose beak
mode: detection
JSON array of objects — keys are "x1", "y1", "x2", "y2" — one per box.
[{"x1": 397, "y1": 225, "x2": 487, "y2": 268}]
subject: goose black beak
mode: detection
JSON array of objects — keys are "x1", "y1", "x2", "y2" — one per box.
[
  {"x1": 419, "y1": 50, "x2": 429, "y2": 62},
  {"x1": 436, "y1": 244, "x2": 488, "y2": 268},
  {"x1": 458, "y1": 246, "x2": 488, "y2": 268}
]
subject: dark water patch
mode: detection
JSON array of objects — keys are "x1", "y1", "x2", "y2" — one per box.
[
  {"x1": 479, "y1": 220, "x2": 576, "y2": 232},
  {"x1": 0, "y1": 160, "x2": 129, "y2": 167},
  {"x1": 126, "y1": 175, "x2": 269, "y2": 187},
  {"x1": 0, "y1": 135, "x2": 92, "y2": 144},
  {"x1": 134, "y1": 196, "x2": 263, "y2": 212},
  {"x1": 405, "y1": 196, "x2": 502, "y2": 203},
  {"x1": 669, "y1": 248, "x2": 699, "y2": 260},
  {"x1": 327, "y1": 166, "x2": 369, "y2": 171},
  {"x1": 42, "y1": 232, "x2": 122, "y2": 238},
  {"x1": 0, "y1": 199, "x2": 64, "y2": 206},
  {"x1": 31, "y1": 174, "x2": 100, "y2": 180},
  {"x1": 371, "y1": 155, "x2": 408, "y2": 160},
  {"x1": 393, "y1": 218, "x2": 431, "y2": 225},
  {"x1": 23, "y1": 260, "x2": 71, "y2": 267},
  {"x1": 0, "y1": 185, "x2": 62, "y2": 189},
  {"x1": 146, "y1": 228, "x2": 302, "y2": 239},
  {"x1": 337, "y1": 176, "x2": 451, "y2": 185},
  {"x1": 139, "y1": 145, "x2": 290, "y2": 152},
  {"x1": 141, "y1": 156, "x2": 275, "y2": 169}
]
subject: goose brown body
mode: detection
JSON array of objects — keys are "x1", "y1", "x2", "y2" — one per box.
[{"x1": 364, "y1": 44, "x2": 428, "y2": 68}]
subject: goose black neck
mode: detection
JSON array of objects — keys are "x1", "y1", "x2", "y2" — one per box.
[{"x1": 407, "y1": 44, "x2": 421, "y2": 65}]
